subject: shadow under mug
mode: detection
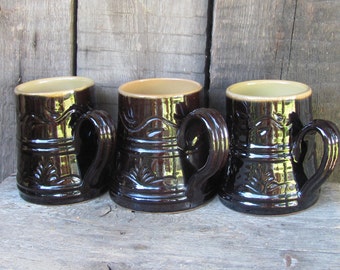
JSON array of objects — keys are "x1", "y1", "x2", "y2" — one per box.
[
  {"x1": 15, "y1": 76, "x2": 116, "y2": 205},
  {"x1": 219, "y1": 80, "x2": 339, "y2": 215},
  {"x1": 110, "y1": 78, "x2": 229, "y2": 212}
]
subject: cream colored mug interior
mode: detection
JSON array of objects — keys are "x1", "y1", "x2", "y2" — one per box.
[
  {"x1": 119, "y1": 78, "x2": 202, "y2": 98},
  {"x1": 14, "y1": 76, "x2": 94, "y2": 96},
  {"x1": 226, "y1": 80, "x2": 312, "y2": 101}
]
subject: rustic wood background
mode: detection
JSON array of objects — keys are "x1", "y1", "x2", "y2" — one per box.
[{"x1": 1, "y1": 0, "x2": 339, "y2": 182}]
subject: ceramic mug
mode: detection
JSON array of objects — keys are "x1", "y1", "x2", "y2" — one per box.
[
  {"x1": 110, "y1": 78, "x2": 229, "y2": 212},
  {"x1": 15, "y1": 76, "x2": 116, "y2": 204},
  {"x1": 219, "y1": 80, "x2": 339, "y2": 214}
]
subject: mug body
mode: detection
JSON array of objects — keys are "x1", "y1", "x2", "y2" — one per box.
[
  {"x1": 15, "y1": 77, "x2": 113, "y2": 204},
  {"x1": 111, "y1": 78, "x2": 225, "y2": 212},
  {"x1": 220, "y1": 80, "x2": 322, "y2": 214}
]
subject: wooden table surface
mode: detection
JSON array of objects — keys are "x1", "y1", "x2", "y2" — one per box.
[{"x1": 0, "y1": 175, "x2": 339, "y2": 270}]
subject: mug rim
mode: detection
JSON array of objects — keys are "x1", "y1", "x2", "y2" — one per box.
[
  {"x1": 118, "y1": 78, "x2": 202, "y2": 99},
  {"x1": 226, "y1": 80, "x2": 312, "y2": 101},
  {"x1": 14, "y1": 76, "x2": 94, "y2": 96}
]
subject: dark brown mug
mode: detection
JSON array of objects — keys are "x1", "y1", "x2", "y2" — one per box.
[
  {"x1": 110, "y1": 78, "x2": 229, "y2": 212},
  {"x1": 15, "y1": 76, "x2": 116, "y2": 205},
  {"x1": 219, "y1": 80, "x2": 339, "y2": 214}
]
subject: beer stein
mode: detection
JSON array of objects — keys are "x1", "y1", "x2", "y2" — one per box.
[
  {"x1": 110, "y1": 78, "x2": 229, "y2": 212},
  {"x1": 219, "y1": 80, "x2": 339, "y2": 214},
  {"x1": 15, "y1": 76, "x2": 115, "y2": 204}
]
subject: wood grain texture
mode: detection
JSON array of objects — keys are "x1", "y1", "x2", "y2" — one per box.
[
  {"x1": 0, "y1": 175, "x2": 339, "y2": 269},
  {"x1": 77, "y1": 0, "x2": 209, "y2": 121},
  {"x1": 0, "y1": 0, "x2": 74, "y2": 181},
  {"x1": 209, "y1": 0, "x2": 340, "y2": 181}
]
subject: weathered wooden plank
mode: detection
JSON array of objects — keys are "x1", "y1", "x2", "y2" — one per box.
[
  {"x1": 0, "y1": 175, "x2": 339, "y2": 269},
  {"x1": 0, "y1": 0, "x2": 74, "y2": 181},
  {"x1": 284, "y1": 0, "x2": 340, "y2": 120},
  {"x1": 77, "y1": 0, "x2": 209, "y2": 121},
  {"x1": 209, "y1": 0, "x2": 340, "y2": 182}
]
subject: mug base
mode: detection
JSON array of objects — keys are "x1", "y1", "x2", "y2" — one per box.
[
  {"x1": 109, "y1": 190, "x2": 215, "y2": 213},
  {"x1": 218, "y1": 190, "x2": 321, "y2": 215},
  {"x1": 17, "y1": 184, "x2": 108, "y2": 205}
]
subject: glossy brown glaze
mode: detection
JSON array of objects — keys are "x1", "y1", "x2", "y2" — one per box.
[
  {"x1": 219, "y1": 81, "x2": 340, "y2": 214},
  {"x1": 110, "y1": 79, "x2": 229, "y2": 212},
  {"x1": 15, "y1": 77, "x2": 115, "y2": 205}
]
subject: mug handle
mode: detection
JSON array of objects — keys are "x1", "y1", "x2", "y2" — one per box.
[
  {"x1": 292, "y1": 119, "x2": 339, "y2": 196},
  {"x1": 74, "y1": 110, "x2": 116, "y2": 187},
  {"x1": 177, "y1": 108, "x2": 229, "y2": 201}
]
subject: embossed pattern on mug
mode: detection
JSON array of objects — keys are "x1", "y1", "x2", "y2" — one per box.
[
  {"x1": 17, "y1": 92, "x2": 88, "y2": 186},
  {"x1": 114, "y1": 95, "x2": 194, "y2": 202}
]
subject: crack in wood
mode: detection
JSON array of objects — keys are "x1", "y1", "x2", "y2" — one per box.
[
  {"x1": 285, "y1": 0, "x2": 299, "y2": 78},
  {"x1": 99, "y1": 205, "x2": 113, "y2": 217},
  {"x1": 203, "y1": 0, "x2": 215, "y2": 107},
  {"x1": 71, "y1": 0, "x2": 78, "y2": 75}
]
